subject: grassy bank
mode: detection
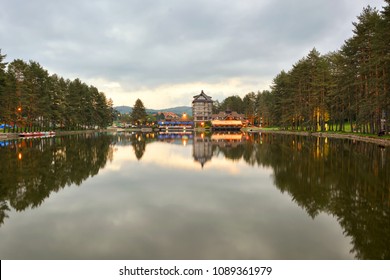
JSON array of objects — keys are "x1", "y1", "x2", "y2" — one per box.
[{"x1": 243, "y1": 127, "x2": 390, "y2": 146}]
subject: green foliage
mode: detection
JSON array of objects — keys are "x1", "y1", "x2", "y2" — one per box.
[
  {"x1": 216, "y1": 95, "x2": 244, "y2": 113},
  {"x1": 0, "y1": 55, "x2": 113, "y2": 132},
  {"x1": 213, "y1": 3, "x2": 389, "y2": 135},
  {"x1": 0, "y1": 50, "x2": 9, "y2": 126},
  {"x1": 130, "y1": 98, "x2": 147, "y2": 124},
  {"x1": 243, "y1": 92, "x2": 256, "y2": 124}
]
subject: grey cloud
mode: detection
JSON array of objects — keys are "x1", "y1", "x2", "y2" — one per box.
[{"x1": 0, "y1": 0, "x2": 385, "y2": 94}]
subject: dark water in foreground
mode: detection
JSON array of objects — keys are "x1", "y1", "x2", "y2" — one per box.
[{"x1": 0, "y1": 132, "x2": 389, "y2": 259}]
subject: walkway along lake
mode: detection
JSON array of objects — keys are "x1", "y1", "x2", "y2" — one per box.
[{"x1": 0, "y1": 132, "x2": 389, "y2": 259}]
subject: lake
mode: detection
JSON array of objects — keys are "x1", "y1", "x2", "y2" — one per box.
[{"x1": 0, "y1": 132, "x2": 389, "y2": 259}]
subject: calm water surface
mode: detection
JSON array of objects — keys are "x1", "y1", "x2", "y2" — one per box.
[{"x1": 0, "y1": 132, "x2": 389, "y2": 259}]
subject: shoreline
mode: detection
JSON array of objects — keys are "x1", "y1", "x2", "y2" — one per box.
[
  {"x1": 0, "y1": 129, "x2": 113, "y2": 141},
  {"x1": 0, "y1": 127, "x2": 152, "y2": 141},
  {"x1": 2, "y1": 128, "x2": 390, "y2": 146},
  {"x1": 244, "y1": 128, "x2": 390, "y2": 147}
]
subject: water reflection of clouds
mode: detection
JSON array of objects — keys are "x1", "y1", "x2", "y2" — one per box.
[
  {"x1": 1, "y1": 167, "x2": 352, "y2": 259},
  {"x1": 0, "y1": 136, "x2": 354, "y2": 259},
  {"x1": 4, "y1": 168, "x2": 352, "y2": 259}
]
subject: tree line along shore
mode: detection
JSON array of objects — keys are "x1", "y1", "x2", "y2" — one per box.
[
  {"x1": 213, "y1": 3, "x2": 390, "y2": 136},
  {"x1": 0, "y1": 54, "x2": 114, "y2": 133}
]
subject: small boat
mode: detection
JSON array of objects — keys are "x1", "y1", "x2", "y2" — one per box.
[{"x1": 19, "y1": 131, "x2": 56, "y2": 138}]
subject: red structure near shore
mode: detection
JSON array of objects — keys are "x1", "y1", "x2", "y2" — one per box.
[{"x1": 19, "y1": 131, "x2": 56, "y2": 138}]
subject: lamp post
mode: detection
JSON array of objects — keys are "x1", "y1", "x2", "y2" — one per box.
[{"x1": 17, "y1": 106, "x2": 22, "y2": 131}]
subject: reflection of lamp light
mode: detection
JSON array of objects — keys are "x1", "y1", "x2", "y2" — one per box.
[{"x1": 18, "y1": 153, "x2": 22, "y2": 160}]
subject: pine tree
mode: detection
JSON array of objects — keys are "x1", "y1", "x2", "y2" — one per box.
[
  {"x1": 380, "y1": 0, "x2": 390, "y2": 133},
  {"x1": 243, "y1": 92, "x2": 256, "y2": 125},
  {"x1": 0, "y1": 50, "x2": 8, "y2": 126},
  {"x1": 342, "y1": 6, "x2": 383, "y2": 134},
  {"x1": 131, "y1": 98, "x2": 147, "y2": 125}
]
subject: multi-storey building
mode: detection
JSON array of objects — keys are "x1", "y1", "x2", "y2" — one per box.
[{"x1": 192, "y1": 90, "x2": 213, "y2": 124}]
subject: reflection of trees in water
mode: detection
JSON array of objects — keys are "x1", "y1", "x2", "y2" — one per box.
[
  {"x1": 114, "y1": 133, "x2": 156, "y2": 160},
  {"x1": 1, "y1": 132, "x2": 389, "y2": 259},
  {"x1": 0, "y1": 132, "x2": 158, "y2": 226},
  {"x1": 0, "y1": 201, "x2": 10, "y2": 226},
  {"x1": 0, "y1": 134, "x2": 114, "y2": 226},
  {"x1": 131, "y1": 134, "x2": 147, "y2": 160},
  {"x1": 126, "y1": 132, "x2": 390, "y2": 259},
  {"x1": 216, "y1": 133, "x2": 390, "y2": 259}
]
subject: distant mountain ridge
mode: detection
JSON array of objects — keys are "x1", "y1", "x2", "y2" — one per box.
[{"x1": 114, "y1": 106, "x2": 192, "y2": 116}]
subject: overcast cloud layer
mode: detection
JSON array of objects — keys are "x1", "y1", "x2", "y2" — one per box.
[{"x1": 0, "y1": 0, "x2": 385, "y2": 108}]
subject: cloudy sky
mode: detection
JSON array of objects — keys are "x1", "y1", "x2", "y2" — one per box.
[{"x1": 0, "y1": 0, "x2": 386, "y2": 109}]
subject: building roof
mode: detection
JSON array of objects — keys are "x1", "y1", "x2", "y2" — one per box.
[
  {"x1": 212, "y1": 110, "x2": 245, "y2": 120},
  {"x1": 192, "y1": 90, "x2": 213, "y2": 103},
  {"x1": 159, "y1": 111, "x2": 180, "y2": 120}
]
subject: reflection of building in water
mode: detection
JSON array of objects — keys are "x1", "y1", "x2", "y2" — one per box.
[
  {"x1": 192, "y1": 132, "x2": 246, "y2": 168},
  {"x1": 193, "y1": 133, "x2": 213, "y2": 168},
  {"x1": 211, "y1": 132, "x2": 244, "y2": 148},
  {"x1": 158, "y1": 132, "x2": 193, "y2": 146}
]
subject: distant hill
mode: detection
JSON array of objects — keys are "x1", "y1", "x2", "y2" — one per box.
[
  {"x1": 114, "y1": 106, "x2": 132, "y2": 114},
  {"x1": 114, "y1": 106, "x2": 192, "y2": 116}
]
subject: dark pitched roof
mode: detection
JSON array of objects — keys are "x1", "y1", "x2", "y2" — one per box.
[
  {"x1": 192, "y1": 90, "x2": 213, "y2": 103},
  {"x1": 211, "y1": 110, "x2": 245, "y2": 120}
]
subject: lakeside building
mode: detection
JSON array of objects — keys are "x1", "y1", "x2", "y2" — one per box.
[
  {"x1": 191, "y1": 91, "x2": 245, "y2": 130},
  {"x1": 157, "y1": 112, "x2": 194, "y2": 131},
  {"x1": 211, "y1": 109, "x2": 245, "y2": 131},
  {"x1": 158, "y1": 112, "x2": 180, "y2": 121},
  {"x1": 211, "y1": 110, "x2": 245, "y2": 121},
  {"x1": 211, "y1": 120, "x2": 243, "y2": 131},
  {"x1": 192, "y1": 90, "x2": 213, "y2": 124}
]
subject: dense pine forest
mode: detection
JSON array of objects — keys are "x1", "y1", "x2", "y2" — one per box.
[
  {"x1": 215, "y1": 2, "x2": 390, "y2": 135},
  {"x1": 0, "y1": 53, "x2": 114, "y2": 132}
]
